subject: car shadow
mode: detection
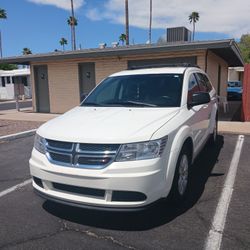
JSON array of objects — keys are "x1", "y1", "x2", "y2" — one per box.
[{"x1": 43, "y1": 135, "x2": 224, "y2": 231}]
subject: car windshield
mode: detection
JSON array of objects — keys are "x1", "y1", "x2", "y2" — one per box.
[{"x1": 81, "y1": 74, "x2": 183, "y2": 108}]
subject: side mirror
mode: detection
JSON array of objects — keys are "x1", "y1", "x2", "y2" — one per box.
[
  {"x1": 80, "y1": 92, "x2": 88, "y2": 102},
  {"x1": 188, "y1": 92, "x2": 210, "y2": 108}
]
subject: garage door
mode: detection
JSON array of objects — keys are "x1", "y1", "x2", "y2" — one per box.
[{"x1": 128, "y1": 56, "x2": 197, "y2": 68}]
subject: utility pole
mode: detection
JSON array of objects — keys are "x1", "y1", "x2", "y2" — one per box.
[
  {"x1": 70, "y1": 0, "x2": 76, "y2": 50},
  {"x1": 125, "y1": 0, "x2": 129, "y2": 45},
  {"x1": 0, "y1": 31, "x2": 2, "y2": 58},
  {"x1": 149, "y1": 0, "x2": 152, "y2": 44}
]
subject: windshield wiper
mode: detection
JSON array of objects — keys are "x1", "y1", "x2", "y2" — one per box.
[
  {"x1": 105, "y1": 101, "x2": 157, "y2": 107},
  {"x1": 81, "y1": 102, "x2": 103, "y2": 107}
]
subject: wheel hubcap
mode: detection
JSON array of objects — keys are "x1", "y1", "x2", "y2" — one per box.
[{"x1": 178, "y1": 155, "x2": 189, "y2": 196}]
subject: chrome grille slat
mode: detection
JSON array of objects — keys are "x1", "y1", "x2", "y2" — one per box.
[
  {"x1": 76, "y1": 153, "x2": 116, "y2": 158},
  {"x1": 45, "y1": 139, "x2": 120, "y2": 169}
]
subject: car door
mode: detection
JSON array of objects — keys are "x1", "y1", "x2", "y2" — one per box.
[
  {"x1": 195, "y1": 73, "x2": 214, "y2": 139},
  {"x1": 187, "y1": 73, "x2": 209, "y2": 154}
]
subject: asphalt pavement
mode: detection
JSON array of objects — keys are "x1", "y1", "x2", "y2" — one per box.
[
  {"x1": 0, "y1": 134, "x2": 249, "y2": 249},
  {"x1": 0, "y1": 100, "x2": 32, "y2": 111}
]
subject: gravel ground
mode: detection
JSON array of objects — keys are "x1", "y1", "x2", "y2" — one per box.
[{"x1": 0, "y1": 120, "x2": 44, "y2": 136}]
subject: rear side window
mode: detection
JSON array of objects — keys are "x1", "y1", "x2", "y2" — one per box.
[
  {"x1": 187, "y1": 73, "x2": 200, "y2": 103},
  {"x1": 195, "y1": 73, "x2": 213, "y2": 92}
]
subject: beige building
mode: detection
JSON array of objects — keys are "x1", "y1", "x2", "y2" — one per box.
[{"x1": 0, "y1": 39, "x2": 243, "y2": 113}]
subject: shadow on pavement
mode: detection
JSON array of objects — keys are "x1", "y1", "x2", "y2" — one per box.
[{"x1": 43, "y1": 135, "x2": 224, "y2": 231}]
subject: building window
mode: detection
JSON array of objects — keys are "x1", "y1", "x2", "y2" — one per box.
[
  {"x1": 1, "y1": 77, "x2": 6, "y2": 87},
  {"x1": 6, "y1": 76, "x2": 11, "y2": 84}
]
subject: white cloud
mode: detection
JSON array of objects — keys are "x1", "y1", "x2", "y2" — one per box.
[
  {"x1": 28, "y1": 0, "x2": 85, "y2": 11},
  {"x1": 86, "y1": 0, "x2": 250, "y2": 38},
  {"x1": 86, "y1": 8, "x2": 102, "y2": 21}
]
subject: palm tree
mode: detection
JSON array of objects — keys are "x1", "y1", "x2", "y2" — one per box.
[
  {"x1": 67, "y1": 16, "x2": 78, "y2": 50},
  {"x1": 68, "y1": 0, "x2": 77, "y2": 50},
  {"x1": 189, "y1": 12, "x2": 199, "y2": 41},
  {"x1": 59, "y1": 37, "x2": 68, "y2": 51},
  {"x1": 125, "y1": 0, "x2": 129, "y2": 45},
  {"x1": 0, "y1": 8, "x2": 7, "y2": 58},
  {"x1": 149, "y1": 0, "x2": 152, "y2": 44},
  {"x1": 22, "y1": 48, "x2": 32, "y2": 55},
  {"x1": 119, "y1": 33, "x2": 127, "y2": 45}
]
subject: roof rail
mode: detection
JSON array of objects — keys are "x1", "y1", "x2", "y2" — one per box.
[{"x1": 128, "y1": 63, "x2": 200, "y2": 70}]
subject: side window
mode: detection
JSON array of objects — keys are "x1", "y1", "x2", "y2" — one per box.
[
  {"x1": 188, "y1": 73, "x2": 200, "y2": 103},
  {"x1": 195, "y1": 73, "x2": 212, "y2": 92}
]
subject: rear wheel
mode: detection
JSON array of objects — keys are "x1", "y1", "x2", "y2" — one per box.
[{"x1": 169, "y1": 146, "x2": 190, "y2": 204}]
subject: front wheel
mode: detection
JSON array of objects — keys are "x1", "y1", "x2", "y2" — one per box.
[{"x1": 169, "y1": 146, "x2": 190, "y2": 204}]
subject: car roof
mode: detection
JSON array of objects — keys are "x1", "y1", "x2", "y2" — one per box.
[{"x1": 110, "y1": 67, "x2": 197, "y2": 77}]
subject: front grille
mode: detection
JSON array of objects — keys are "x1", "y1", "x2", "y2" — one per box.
[{"x1": 45, "y1": 139, "x2": 120, "y2": 169}]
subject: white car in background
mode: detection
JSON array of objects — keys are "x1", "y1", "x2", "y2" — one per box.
[{"x1": 30, "y1": 64, "x2": 218, "y2": 211}]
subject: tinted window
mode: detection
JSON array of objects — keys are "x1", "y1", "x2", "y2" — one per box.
[
  {"x1": 82, "y1": 74, "x2": 183, "y2": 107},
  {"x1": 188, "y1": 74, "x2": 200, "y2": 103},
  {"x1": 195, "y1": 73, "x2": 212, "y2": 92}
]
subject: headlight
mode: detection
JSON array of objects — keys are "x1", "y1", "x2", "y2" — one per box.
[
  {"x1": 34, "y1": 134, "x2": 46, "y2": 154},
  {"x1": 116, "y1": 137, "x2": 167, "y2": 162}
]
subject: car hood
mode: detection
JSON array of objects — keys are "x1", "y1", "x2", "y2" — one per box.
[{"x1": 38, "y1": 106, "x2": 179, "y2": 143}]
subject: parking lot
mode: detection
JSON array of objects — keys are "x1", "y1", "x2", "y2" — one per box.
[{"x1": 0, "y1": 134, "x2": 249, "y2": 250}]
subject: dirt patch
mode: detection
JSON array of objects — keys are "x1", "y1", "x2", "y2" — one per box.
[{"x1": 0, "y1": 120, "x2": 44, "y2": 136}]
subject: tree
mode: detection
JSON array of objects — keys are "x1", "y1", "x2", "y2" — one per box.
[
  {"x1": 119, "y1": 33, "x2": 127, "y2": 45},
  {"x1": 238, "y1": 34, "x2": 250, "y2": 63},
  {"x1": 59, "y1": 37, "x2": 68, "y2": 51},
  {"x1": 0, "y1": 63, "x2": 18, "y2": 70},
  {"x1": 125, "y1": 0, "x2": 129, "y2": 45},
  {"x1": 22, "y1": 48, "x2": 32, "y2": 55},
  {"x1": 0, "y1": 8, "x2": 7, "y2": 58},
  {"x1": 188, "y1": 12, "x2": 199, "y2": 41},
  {"x1": 67, "y1": 16, "x2": 78, "y2": 50}
]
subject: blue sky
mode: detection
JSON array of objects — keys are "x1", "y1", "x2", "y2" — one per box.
[{"x1": 1, "y1": 0, "x2": 246, "y2": 57}]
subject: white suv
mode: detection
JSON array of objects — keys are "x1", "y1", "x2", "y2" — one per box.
[{"x1": 30, "y1": 65, "x2": 218, "y2": 211}]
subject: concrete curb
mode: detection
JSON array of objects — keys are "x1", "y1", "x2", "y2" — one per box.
[{"x1": 0, "y1": 129, "x2": 37, "y2": 142}]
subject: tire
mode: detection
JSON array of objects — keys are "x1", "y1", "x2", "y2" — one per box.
[
  {"x1": 169, "y1": 145, "x2": 191, "y2": 204},
  {"x1": 208, "y1": 112, "x2": 218, "y2": 146}
]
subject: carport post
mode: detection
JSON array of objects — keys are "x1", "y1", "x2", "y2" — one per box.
[
  {"x1": 15, "y1": 94, "x2": 20, "y2": 111},
  {"x1": 242, "y1": 64, "x2": 250, "y2": 121}
]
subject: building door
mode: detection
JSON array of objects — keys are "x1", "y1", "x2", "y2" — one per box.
[
  {"x1": 34, "y1": 65, "x2": 50, "y2": 113},
  {"x1": 79, "y1": 63, "x2": 96, "y2": 99}
]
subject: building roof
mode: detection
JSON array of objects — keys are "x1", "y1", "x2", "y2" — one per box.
[{"x1": 0, "y1": 39, "x2": 244, "y2": 67}]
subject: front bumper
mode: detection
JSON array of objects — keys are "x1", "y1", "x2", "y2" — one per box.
[{"x1": 29, "y1": 148, "x2": 168, "y2": 209}]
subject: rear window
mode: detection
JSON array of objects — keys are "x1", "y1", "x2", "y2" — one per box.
[{"x1": 82, "y1": 74, "x2": 183, "y2": 108}]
